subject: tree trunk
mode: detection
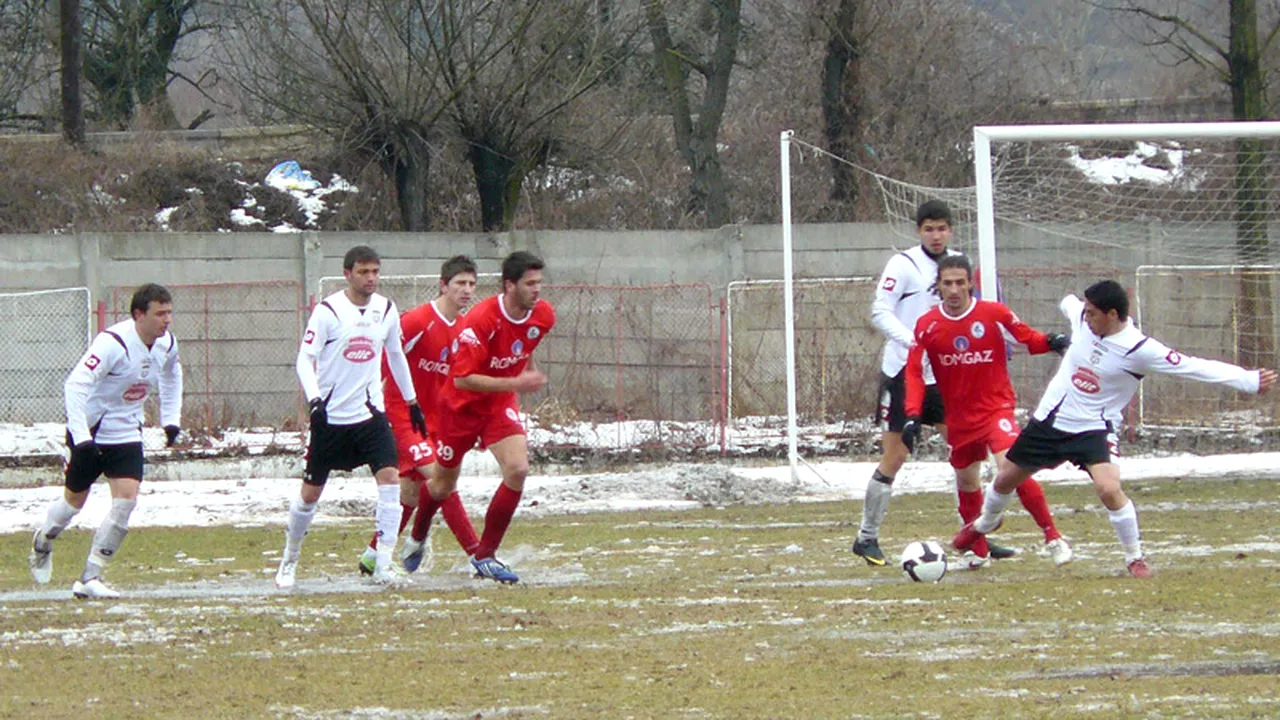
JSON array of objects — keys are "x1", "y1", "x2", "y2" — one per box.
[
  {"x1": 821, "y1": 0, "x2": 861, "y2": 207},
  {"x1": 468, "y1": 142, "x2": 518, "y2": 232},
  {"x1": 383, "y1": 133, "x2": 432, "y2": 232},
  {"x1": 1229, "y1": 0, "x2": 1274, "y2": 368},
  {"x1": 60, "y1": 0, "x2": 84, "y2": 147}
]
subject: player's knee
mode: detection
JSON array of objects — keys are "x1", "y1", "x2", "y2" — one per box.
[{"x1": 503, "y1": 462, "x2": 529, "y2": 490}]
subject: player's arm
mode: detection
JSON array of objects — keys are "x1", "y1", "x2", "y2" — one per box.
[
  {"x1": 1059, "y1": 294, "x2": 1085, "y2": 334},
  {"x1": 64, "y1": 335, "x2": 121, "y2": 446},
  {"x1": 382, "y1": 307, "x2": 418, "y2": 406},
  {"x1": 1132, "y1": 337, "x2": 1272, "y2": 393},
  {"x1": 997, "y1": 304, "x2": 1055, "y2": 355},
  {"x1": 296, "y1": 307, "x2": 330, "y2": 403},
  {"x1": 903, "y1": 325, "x2": 928, "y2": 418},
  {"x1": 157, "y1": 333, "x2": 183, "y2": 432},
  {"x1": 869, "y1": 255, "x2": 917, "y2": 348}
]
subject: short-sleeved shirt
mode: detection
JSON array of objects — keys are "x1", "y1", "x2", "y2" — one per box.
[{"x1": 442, "y1": 295, "x2": 556, "y2": 417}]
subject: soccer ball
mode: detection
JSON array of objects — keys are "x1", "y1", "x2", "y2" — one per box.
[{"x1": 900, "y1": 540, "x2": 948, "y2": 583}]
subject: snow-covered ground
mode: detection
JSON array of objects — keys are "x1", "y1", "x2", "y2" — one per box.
[{"x1": 2, "y1": 421, "x2": 1278, "y2": 534}]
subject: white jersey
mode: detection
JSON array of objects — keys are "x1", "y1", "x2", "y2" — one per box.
[
  {"x1": 871, "y1": 244, "x2": 962, "y2": 380},
  {"x1": 297, "y1": 290, "x2": 416, "y2": 425},
  {"x1": 65, "y1": 319, "x2": 183, "y2": 446},
  {"x1": 1033, "y1": 295, "x2": 1261, "y2": 433}
]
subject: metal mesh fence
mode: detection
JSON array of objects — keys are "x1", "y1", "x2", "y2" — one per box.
[
  {"x1": 317, "y1": 274, "x2": 504, "y2": 310},
  {"x1": 109, "y1": 281, "x2": 306, "y2": 440},
  {"x1": 0, "y1": 288, "x2": 91, "y2": 423}
]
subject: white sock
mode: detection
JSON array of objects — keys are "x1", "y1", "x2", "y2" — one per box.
[
  {"x1": 40, "y1": 497, "x2": 80, "y2": 544},
  {"x1": 284, "y1": 496, "x2": 318, "y2": 560},
  {"x1": 83, "y1": 497, "x2": 136, "y2": 581},
  {"x1": 1107, "y1": 500, "x2": 1143, "y2": 563},
  {"x1": 374, "y1": 484, "x2": 400, "y2": 573},
  {"x1": 975, "y1": 484, "x2": 1016, "y2": 533}
]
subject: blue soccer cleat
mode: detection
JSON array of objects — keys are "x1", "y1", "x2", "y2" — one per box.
[{"x1": 470, "y1": 555, "x2": 519, "y2": 584}]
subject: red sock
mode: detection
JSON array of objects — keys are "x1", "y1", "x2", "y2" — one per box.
[
  {"x1": 441, "y1": 491, "x2": 480, "y2": 556},
  {"x1": 369, "y1": 502, "x2": 416, "y2": 550},
  {"x1": 1016, "y1": 478, "x2": 1061, "y2": 541},
  {"x1": 475, "y1": 484, "x2": 522, "y2": 559},
  {"x1": 958, "y1": 489, "x2": 989, "y2": 558},
  {"x1": 411, "y1": 494, "x2": 442, "y2": 543}
]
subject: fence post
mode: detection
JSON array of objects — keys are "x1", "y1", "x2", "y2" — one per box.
[
  {"x1": 718, "y1": 296, "x2": 728, "y2": 455},
  {"x1": 95, "y1": 300, "x2": 106, "y2": 334}
]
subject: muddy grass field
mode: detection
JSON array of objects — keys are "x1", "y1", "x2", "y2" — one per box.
[{"x1": 1, "y1": 475, "x2": 1277, "y2": 719}]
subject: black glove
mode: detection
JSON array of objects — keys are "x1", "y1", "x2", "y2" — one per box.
[
  {"x1": 1046, "y1": 333, "x2": 1070, "y2": 356},
  {"x1": 901, "y1": 416, "x2": 923, "y2": 454},
  {"x1": 309, "y1": 397, "x2": 328, "y2": 427},
  {"x1": 70, "y1": 439, "x2": 100, "y2": 466},
  {"x1": 408, "y1": 403, "x2": 427, "y2": 439},
  {"x1": 164, "y1": 425, "x2": 181, "y2": 447}
]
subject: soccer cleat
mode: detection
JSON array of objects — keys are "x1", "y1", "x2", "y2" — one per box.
[
  {"x1": 29, "y1": 530, "x2": 52, "y2": 585},
  {"x1": 400, "y1": 536, "x2": 431, "y2": 574},
  {"x1": 357, "y1": 548, "x2": 376, "y2": 576},
  {"x1": 1046, "y1": 538, "x2": 1074, "y2": 566},
  {"x1": 370, "y1": 563, "x2": 410, "y2": 588},
  {"x1": 961, "y1": 551, "x2": 989, "y2": 569},
  {"x1": 275, "y1": 555, "x2": 299, "y2": 590},
  {"x1": 1126, "y1": 557, "x2": 1154, "y2": 579},
  {"x1": 851, "y1": 537, "x2": 887, "y2": 566},
  {"x1": 952, "y1": 517, "x2": 1003, "y2": 551},
  {"x1": 72, "y1": 577, "x2": 120, "y2": 599},
  {"x1": 989, "y1": 542, "x2": 1018, "y2": 560},
  {"x1": 470, "y1": 555, "x2": 520, "y2": 584}
]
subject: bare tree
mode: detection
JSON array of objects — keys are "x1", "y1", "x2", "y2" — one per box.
[
  {"x1": 818, "y1": 0, "x2": 864, "y2": 208},
  {"x1": 1099, "y1": 0, "x2": 1279, "y2": 366},
  {"x1": 645, "y1": 0, "x2": 742, "y2": 227},
  {"x1": 0, "y1": 0, "x2": 47, "y2": 129},
  {"x1": 61, "y1": 0, "x2": 85, "y2": 145}
]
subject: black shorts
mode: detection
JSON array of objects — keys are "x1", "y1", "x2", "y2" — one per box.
[
  {"x1": 64, "y1": 433, "x2": 144, "y2": 493},
  {"x1": 304, "y1": 413, "x2": 399, "y2": 486},
  {"x1": 1005, "y1": 418, "x2": 1115, "y2": 472},
  {"x1": 878, "y1": 371, "x2": 944, "y2": 432}
]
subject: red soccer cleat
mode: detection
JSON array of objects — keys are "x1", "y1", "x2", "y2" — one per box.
[
  {"x1": 1126, "y1": 557, "x2": 1154, "y2": 579},
  {"x1": 952, "y1": 517, "x2": 1002, "y2": 551}
]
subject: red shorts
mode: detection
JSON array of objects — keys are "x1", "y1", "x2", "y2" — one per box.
[
  {"x1": 947, "y1": 411, "x2": 1021, "y2": 469},
  {"x1": 435, "y1": 401, "x2": 526, "y2": 469},
  {"x1": 391, "y1": 423, "x2": 436, "y2": 477}
]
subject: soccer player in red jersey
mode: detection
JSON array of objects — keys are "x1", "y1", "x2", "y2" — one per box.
[
  {"x1": 425, "y1": 250, "x2": 555, "y2": 583},
  {"x1": 356, "y1": 256, "x2": 482, "y2": 576},
  {"x1": 903, "y1": 254, "x2": 1074, "y2": 568}
]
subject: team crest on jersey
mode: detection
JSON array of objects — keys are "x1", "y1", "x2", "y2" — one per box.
[
  {"x1": 440, "y1": 347, "x2": 449, "y2": 361},
  {"x1": 371, "y1": 311, "x2": 383, "y2": 323},
  {"x1": 971, "y1": 321, "x2": 985, "y2": 338},
  {"x1": 511, "y1": 339, "x2": 524, "y2": 356},
  {"x1": 953, "y1": 336, "x2": 970, "y2": 351},
  {"x1": 528, "y1": 327, "x2": 540, "y2": 340}
]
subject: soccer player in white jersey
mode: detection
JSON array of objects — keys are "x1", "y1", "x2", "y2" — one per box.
[
  {"x1": 275, "y1": 245, "x2": 427, "y2": 589},
  {"x1": 853, "y1": 200, "x2": 1015, "y2": 565},
  {"x1": 28, "y1": 283, "x2": 184, "y2": 599},
  {"x1": 954, "y1": 279, "x2": 1277, "y2": 577}
]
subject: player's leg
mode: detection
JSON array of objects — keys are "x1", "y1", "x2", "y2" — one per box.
[
  {"x1": 951, "y1": 445, "x2": 993, "y2": 567},
  {"x1": 953, "y1": 430, "x2": 1042, "y2": 552},
  {"x1": 365, "y1": 414, "x2": 407, "y2": 581},
  {"x1": 72, "y1": 468, "x2": 140, "y2": 599},
  {"x1": 854, "y1": 373, "x2": 909, "y2": 565},
  {"x1": 362, "y1": 429, "x2": 432, "y2": 572},
  {"x1": 468, "y1": 410, "x2": 529, "y2": 583},
  {"x1": 988, "y1": 416, "x2": 1071, "y2": 564},
  {"x1": 1085, "y1": 460, "x2": 1149, "y2": 577},
  {"x1": 278, "y1": 427, "x2": 334, "y2": 589},
  {"x1": 30, "y1": 436, "x2": 99, "y2": 585}
]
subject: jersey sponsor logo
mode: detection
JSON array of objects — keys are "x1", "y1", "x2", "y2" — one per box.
[
  {"x1": 511, "y1": 339, "x2": 524, "y2": 356},
  {"x1": 343, "y1": 336, "x2": 377, "y2": 363},
  {"x1": 882, "y1": 277, "x2": 897, "y2": 291},
  {"x1": 490, "y1": 355, "x2": 525, "y2": 370},
  {"x1": 953, "y1": 336, "x2": 970, "y2": 351},
  {"x1": 1071, "y1": 366, "x2": 1101, "y2": 394},
  {"x1": 458, "y1": 328, "x2": 480, "y2": 346},
  {"x1": 304, "y1": 329, "x2": 316, "y2": 345},
  {"x1": 939, "y1": 349, "x2": 993, "y2": 366},
  {"x1": 417, "y1": 358, "x2": 449, "y2": 375},
  {"x1": 528, "y1": 327, "x2": 540, "y2": 340},
  {"x1": 84, "y1": 354, "x2": 101, "y2": 370},
  {"x1": 122, "y1": 382, "x2": 149, "y2": 402},
  {"x1": 971, "y1": 321, "x2": 985, "y2": 338},
  {"x1": 1166, "y1": 350, "x2": 1182, "y2": 366}
]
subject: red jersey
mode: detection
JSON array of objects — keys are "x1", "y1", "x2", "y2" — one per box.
[
  {"x1": 905, "y1": 299, "x2": 1052, "y2": 424},
  {"x1": 382, "y1": 300, "x2": 459, "y2": 433},
  {"x1": 443, "y1": 295, "x2": 556, "y2": 415}
]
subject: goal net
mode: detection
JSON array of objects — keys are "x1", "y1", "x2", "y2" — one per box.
[{"x1": 0, "y1": 288, "x2": 92, "y2": 424}]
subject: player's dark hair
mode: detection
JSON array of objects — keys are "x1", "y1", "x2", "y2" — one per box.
[
  {"x1": 502, "y1": 250, "x2": 545, "y2": 285},
  {"x1": 440, "y1": 255, "x2": 477, "y2": 283},
  {"x1": 1084, "y1": 279, "x2": 1129, "y2": 321},
  {"x1": 936, "y1": 254, "x2": 972, "y2": 282},
  {"x1": 343, "y1": 245, "x2": 380, "y2": 270},
  {"x1": 130, "y1": 283, "x2": 172, "y2": 317},
  {"x1": 915, "y1": 199, "x2": 953, "y2": 228}
]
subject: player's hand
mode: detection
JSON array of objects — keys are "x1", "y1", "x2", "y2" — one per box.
[
  {"x1": 164, "y1": 425, "x2": 181, "y2": 447},
  {"x1": 900, "y1": 416, "x2": 923, "y2": 454},
  {"x1": 408, "y1": 403, "x2": 427, "y2": 439},
  {"x1": 1258, "y1": 368, "x2": 1278, "y2": 393},
  {"x1": 513, "y1": 369, "x2": 548, "y2": 394},
  {"x1": 1046, "y1": 333, "x2": 1070, "y2": 356},
  {"x1": 309, "y1": 397, "x2": 328, "y2": 427}
]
